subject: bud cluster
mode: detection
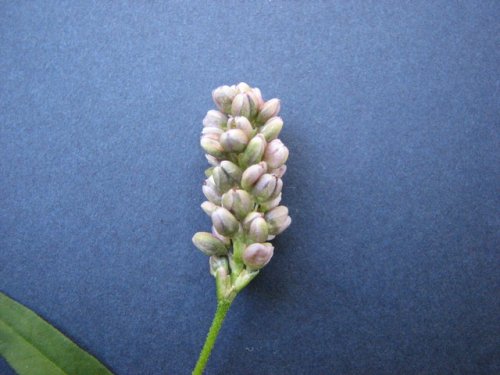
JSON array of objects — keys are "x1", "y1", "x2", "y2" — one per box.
[{"x1": 193, "y1": 83, "x2": 291, "y2": 283}]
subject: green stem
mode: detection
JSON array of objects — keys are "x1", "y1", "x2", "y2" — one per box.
[{"x1": 192, "y1": 298, "x2": 233, "y2": 375}]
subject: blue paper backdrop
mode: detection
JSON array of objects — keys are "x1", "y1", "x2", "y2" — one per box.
[{"x1": 1, "y1": 1, "x2": 499, "y2": 374}]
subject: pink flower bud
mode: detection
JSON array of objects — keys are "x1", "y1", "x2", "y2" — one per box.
[
  {"x1": 211, "y1": 207, "x2": 239, "y2": 236},
  {"x1": 264, "y1": 139, "x2": 289, "y2": 169},
  {"x1": 247, "y1": 217, "x2": 269, "y2": 243},
  {"x1": 242, "y1": 243, "x2": 274, "y2": 269},
  {"x1": 220, "y1": 129, "x2": 249, "y2": 152},
  {"x1": 241, "y1": 162, "x2": 268, "y2": 191},
  {"x1": 203, "y1": 110, "x2": 227, "y2": 128},
  {"x1": 257, "y1": 98, "x2": 280, "y2": 123}
]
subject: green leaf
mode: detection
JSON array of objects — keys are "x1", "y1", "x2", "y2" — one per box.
[{"x1": 0, "y1": 292, "x2": 113, "y2": 375}]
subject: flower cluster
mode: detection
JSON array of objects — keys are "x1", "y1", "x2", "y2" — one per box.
[{"x1": 192, "y1": 82, "x2": 291, "y2": 292}]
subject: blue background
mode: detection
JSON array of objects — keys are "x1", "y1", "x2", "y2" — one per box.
[{"x1": 1, "y1": 1, "x2": 499, "y2": 374}]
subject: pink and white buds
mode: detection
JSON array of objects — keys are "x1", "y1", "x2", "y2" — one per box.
[{"x1": 195, "y1": 83, "x2": 291, "y2": 276}]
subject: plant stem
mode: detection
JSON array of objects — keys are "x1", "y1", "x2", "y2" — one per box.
[{"x1": 192, "y1": 298, "x2": 233, "y2": 375}]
